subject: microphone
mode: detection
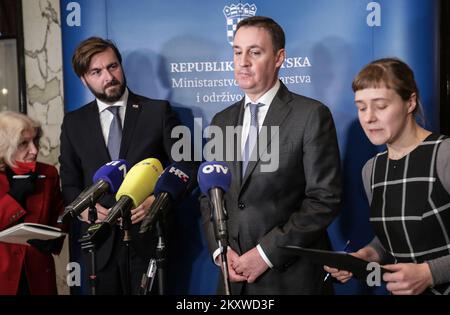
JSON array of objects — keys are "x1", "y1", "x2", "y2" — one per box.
[
  {"x1": 139, "y1": 162, "x2": 195, "y2": 234},
  {"x1": 80, "y1": 158, "x2": 163, "y2": 246},
  {"x1": 58, "y1": 160, "x2": 130, "y2": 224},
  {"x1": 197, "y1": 161, "x2": 231, "y2": 247}
]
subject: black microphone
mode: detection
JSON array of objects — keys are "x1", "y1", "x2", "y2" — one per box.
[
  {"x1": 197, "y1": 161, "x2": 232, "y2": 247},
  {"x1": 139, "y1": 162, "x2": 195, "y2": 234},
  {"x1": 58, "y1": 160, "x2": 130, "y2": 224}
]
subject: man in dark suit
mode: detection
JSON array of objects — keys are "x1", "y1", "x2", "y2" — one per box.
[
  {"x1": 200, "y1": 16, "x2": 342, "y2": 294},
  {"x1": 59, "y1": 37, "x2": 180, "y2": 294}
]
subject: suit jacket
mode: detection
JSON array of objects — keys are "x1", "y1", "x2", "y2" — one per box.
[
  {"x1": 0, "y1": 163, "x2": 65, "y2": 295},
  {"x1": 59, "y1": 91, "x2": 179, "y2": 270},
  {"x1": 201, "y1": 82, "x2": 342, "y2": 294}
]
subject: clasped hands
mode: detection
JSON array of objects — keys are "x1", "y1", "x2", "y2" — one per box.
[{"x1": 218, "y1": 247, "x2": 269, "y2": 283}]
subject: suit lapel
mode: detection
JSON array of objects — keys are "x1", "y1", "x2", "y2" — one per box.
[
  {"x1": 240, "y1": 83, "x2": 292, "y2": 189},
  {"x1": 216, "y1": 100, "x2": 244, "y2": 189},
  {"x1": 120, "y1": 92, "x2": 142, "y2": 158},
  {"x1": 227, "y1": 100, "x2": 245, "y2": 189},
  {"x1": 87, "y1": 101, "x2": 110, "y2": 162}
]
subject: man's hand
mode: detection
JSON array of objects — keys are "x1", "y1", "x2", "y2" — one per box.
[
  {"x1": 231, "y1": 247, "x2": 269, "y2": 283},
  {"x1": 79, "y1": 203, "x2": 110, "y2": 223},
  {"x1": 131, "y1": 195, "x2": 155, "y2": 224},
  {"x1": 383, "y1": 263, "x2": 433, "y2": 295},
  {"x1": 223, "y1": 248, "x2": 247, "y2": 283}
]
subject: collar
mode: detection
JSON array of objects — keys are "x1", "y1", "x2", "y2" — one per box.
[
  {"x1": 97, "y1": 88, "x2": 129, "y2": 113},
  {"x1": 244, "y1": 80, "x2": 280, "y2": 108}
]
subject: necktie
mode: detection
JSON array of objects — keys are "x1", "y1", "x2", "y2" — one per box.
[
  {"x1": 242, "y1": 103, "x2": 262, "y2": 177},
  {"x1": 106, "y1": 106, "x2": 122, "y2": 160}
]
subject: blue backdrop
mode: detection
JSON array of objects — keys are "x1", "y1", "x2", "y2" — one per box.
[{"x1": 60, "y1": 0, "x2": 440, "y2": 294}]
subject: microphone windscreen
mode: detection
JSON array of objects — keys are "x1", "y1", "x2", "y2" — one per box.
[
  {"x1": 197, "y1": 161, "x2": 231, "y2": 195},
  {"x1": 92, "y1": 159, "x2": 130, "y2": 193},
  {"x1": 154, "y1": 163, "x2": 194, "y2": 200},
  {"x1": 116, "y1": 158, "x2": 163, "y2": 207}
]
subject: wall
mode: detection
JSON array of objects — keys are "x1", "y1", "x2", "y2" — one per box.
[{"x1": 22, "y1": 0, "x2": 68, "y2": 295}]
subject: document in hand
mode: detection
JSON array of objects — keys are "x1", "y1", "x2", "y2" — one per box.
[
  {"x1": 281, "y1": 245, "x2": 390, "y2": 281},
  {"x1": 0, "y1": 223, "x2": 66, "y2": 245}
]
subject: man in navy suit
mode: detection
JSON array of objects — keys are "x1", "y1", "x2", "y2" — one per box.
[
  {"x1": 201, "y1": 17, "x2": 342, "y2": 294},
  {"x1": 59, "y1": 37, "x2": 180, "y2": 294}
]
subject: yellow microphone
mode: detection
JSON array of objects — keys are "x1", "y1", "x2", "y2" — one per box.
[
  {"x1": 115, "y1": 158, "x2": 163, "y2": 207},
  {"x1": 81, "y1": 158, "x2": 163, "y2": 246}
]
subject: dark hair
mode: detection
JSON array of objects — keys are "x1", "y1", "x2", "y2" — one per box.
[
  {"x1": 72, "y1": 37, "x2": 122, "y2": 77},
  {"x1": 352, "y1": 58, "x2": 423, "y2": 118},
  {"x1": 235, "y1": 16, "x2": 285, "y2": 53}
]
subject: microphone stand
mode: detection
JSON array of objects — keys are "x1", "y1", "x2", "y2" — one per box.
[
  {"x1": 218, "y1": 240, "x2": 231, "y2": 295},
  {"x1": 139, "y1": 258, "x2": 157, "y2": 295},
  {"x1": 155, "y1": 219, "x2": 166, "y2": 295},
  {"x1": 121, "y1": 207, "x2": 132, "y2": 295},
  {"x1": 138, "y1": 216, "x2": 166, "y2": 295},
  {"x1": 209, "y1": 189, "x2": 231, "y2": 295},
  {"x1": 79, "y1": 197, "x2": 98, "y2": 295}
]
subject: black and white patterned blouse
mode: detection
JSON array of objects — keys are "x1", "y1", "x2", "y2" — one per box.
[{"x1": 363, "y1": 134, "x2": 450, "y2": 295}]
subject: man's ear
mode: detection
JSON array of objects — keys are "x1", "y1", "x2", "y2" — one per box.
[{"x1": 275, "y1": 49, "x2": 286, "y2": 68}]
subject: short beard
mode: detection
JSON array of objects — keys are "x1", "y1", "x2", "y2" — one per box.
[{"x1": 88, "y1": 76, "x2": 127, "y2": 103}]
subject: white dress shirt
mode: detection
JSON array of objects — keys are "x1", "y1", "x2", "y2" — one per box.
[
  {"x1": 97, "y1": 88, "x2": 128, "y2": 146},
  {"x1": 240, "y1": 80, "x2": 280, "y2": 154}
]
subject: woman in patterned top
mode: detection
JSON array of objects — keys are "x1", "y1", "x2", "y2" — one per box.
[{"x1": 325, "y1": 58, "x2": 450, "y2": 295}]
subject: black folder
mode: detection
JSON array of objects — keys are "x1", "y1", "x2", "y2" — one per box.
[{"x1": 281, "y1": 245, "x2": 390, "y2": 281}]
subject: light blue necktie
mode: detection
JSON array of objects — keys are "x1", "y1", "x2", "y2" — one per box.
[
  {"x1": 242, "y1": 103, "x2": 262, "y2": 177},
  {"x1": 106, "y1": 106, "x2": 122, "y2": 160}
]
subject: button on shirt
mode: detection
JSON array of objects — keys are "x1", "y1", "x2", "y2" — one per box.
[{"x1": 97, "y1": 88, "x2": 128, "y2": 146}]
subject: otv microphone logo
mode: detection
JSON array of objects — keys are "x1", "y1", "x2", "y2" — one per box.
[{"x1": 202, "y1": 163, "x2": 229, "y2": 175}]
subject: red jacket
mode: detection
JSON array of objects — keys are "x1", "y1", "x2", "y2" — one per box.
[{"x1": 0, "y1": 162, "x2": 65, "y2": 295}]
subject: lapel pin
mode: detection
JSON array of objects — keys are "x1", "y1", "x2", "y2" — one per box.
[{"x1": 132, "y1": 104, "x2": 139, "y2": 109}]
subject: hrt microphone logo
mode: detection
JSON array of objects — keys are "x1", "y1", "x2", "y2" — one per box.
[
  {"x1": 202, "y1": 163, "x2": 229, "y2": 175},
  {"x1": 168, "y1": 166, "x2": 190, "y2": 182}
]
